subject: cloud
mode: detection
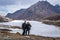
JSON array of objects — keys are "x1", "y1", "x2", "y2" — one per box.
[
  {"x1": 0, "y1": 11, "x2": 6, "y2": 16},
  {"x1": 6, "y1": 5, "x2": 28, "y2": 13},
  {"x1": 0, "y1": 0, "x2": 37, "y2": 6},
  {"x1": 0, "y1": 0, "x2": 60, "y2": 6},
  {"x1": 48, "y1": 0, "x2": 60, "y2": 5},
  {"x1": 0, "y1": 0, "x2": 16, "y2": 6}
]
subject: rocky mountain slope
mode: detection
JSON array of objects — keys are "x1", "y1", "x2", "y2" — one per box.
[
  {"x1": 0, "y1": 15, "x2": 12, "y2": 22},
  {"x1": 43, "y1": 14, "x2": 60, "y2": 20},
  {"x1": 6, "y1": 9, "x2": 26, "y2": 19},
  {"x1": 42, "y1": 14, "x2": 60, "y2": 26},
  {"x1": 55, "y1": 5, "x2": 60, "y2": 13},
  {"x1": 6, "y1": 1, "x2": 60, "y2": 21}
]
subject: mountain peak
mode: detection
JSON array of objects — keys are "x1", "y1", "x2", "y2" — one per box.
[
  {"x1": 6, "y1": 1, "x2": 60, "y2": 20},
  {"x1": 36, "y1": 1, "x2": 51, "y2": 6}
]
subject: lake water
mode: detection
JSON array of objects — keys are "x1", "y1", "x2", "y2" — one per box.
[{"x1": 0, "y1": 20, "x2": 60, "y2": 38}]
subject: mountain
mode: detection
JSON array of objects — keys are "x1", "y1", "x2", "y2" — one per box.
[
  {"x1": 6, "y1": 1, "x2": 60, "y2": 21},
  {"x1": 6, "y1": 9, "x2": 26, "y2": 19},
  {"x1": 55, "y1": 5, "x2": 60, "y2": 13}
]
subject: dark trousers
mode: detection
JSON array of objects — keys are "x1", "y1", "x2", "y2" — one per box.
[
  {"x1": 26, "y1": 30, "x2": 30, "y2": 35},
  {"x1": 22, "y1": 29, "x2": 26, "y2": 35}
]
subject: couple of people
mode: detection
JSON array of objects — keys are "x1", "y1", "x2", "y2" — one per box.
[{"x1": 22, "y1": 21, "x2": 31, "y2": 35}]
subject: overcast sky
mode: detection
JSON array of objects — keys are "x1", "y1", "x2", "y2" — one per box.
[{"x1": 0, "y1": 0, "x2": 60, "y2": 16}]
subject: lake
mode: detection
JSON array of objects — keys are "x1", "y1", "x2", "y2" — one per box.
[{"x1": 0, "y1": 20, "x2": 60, "y2": 38}]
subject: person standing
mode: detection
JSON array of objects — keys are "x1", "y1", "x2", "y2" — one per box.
[
  {"x1": 22, "y1": 21, "x2": 27, "y2": 35},
  {"x1": 26, "y1": 22, "x2": 31, "y2": 35}
]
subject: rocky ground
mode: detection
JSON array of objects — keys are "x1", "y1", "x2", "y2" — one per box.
[
  {"x1": 42, "y1": 20, "x2": 60, "y2": 27},
  {"x1": 0, "y1": 32, "x2": 59, "y2": 40}
]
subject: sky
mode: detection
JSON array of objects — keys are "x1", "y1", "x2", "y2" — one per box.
[{"x1": 0, "y1": 0, "x2": 60, "y2": 16}]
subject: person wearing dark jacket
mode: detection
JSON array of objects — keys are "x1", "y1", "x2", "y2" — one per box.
[
  {"x1": 22, "y1": 21, "x2": 27, "y2": 35},
  {"x1": 26, "y1": 22, "x2": 31, "y2": 35}
]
